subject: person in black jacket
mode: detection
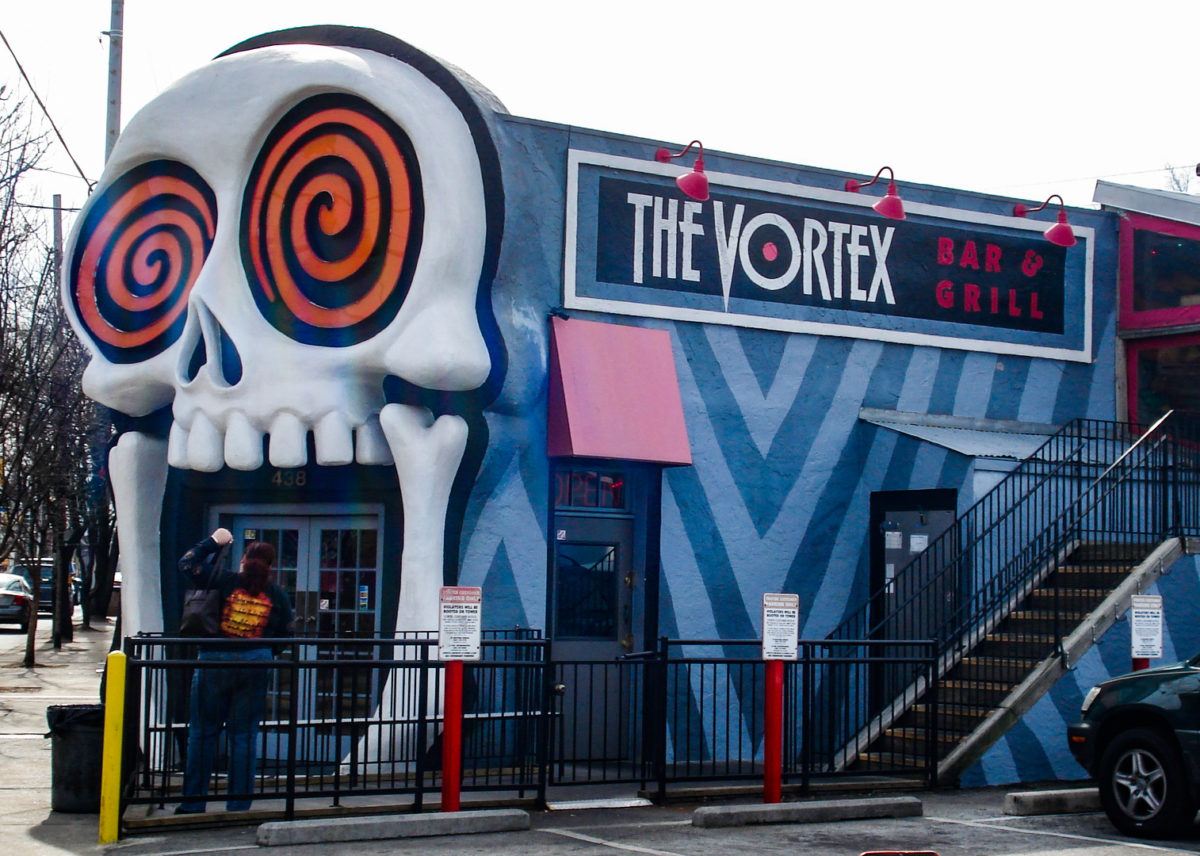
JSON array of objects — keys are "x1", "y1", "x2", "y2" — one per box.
[{"x1": 176, "y1": 528, "x2": 294, "y2": 813}]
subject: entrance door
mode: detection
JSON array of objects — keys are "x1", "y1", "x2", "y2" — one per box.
[
  {"x1": 868, "y1": 490, "x2": 957, "y2": 707},
  {"x1": 552, "y1": 513, "x2": 639, "y2": 764},
  {"x1": 553, "y1": 514, "x2": 637, "y2": 661},
  {"x1": 226, "y1": 512, "x2": 382, "y2": 763},
  {"x1": 230, "y1": 514, "x2": 381, "y2": 640}
]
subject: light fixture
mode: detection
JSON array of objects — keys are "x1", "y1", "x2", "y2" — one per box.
[
  {"x1": 844, "y1": 166, "x2": 905, "y2": 220},
  {"x1": 654, "y1": 140, "x2": 708, "y2": 202},
  {"x1": 1012, "y1": 194, "x2": 1077, "y2": 247}
]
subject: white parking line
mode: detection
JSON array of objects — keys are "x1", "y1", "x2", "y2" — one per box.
[
  {"x1": 540, "y1": 828, "x2": 695, "y2": 856},
  {"x1": 570, "y1": 820, "x2": 693, "y2": 830},
  {"x1": 929, "y1": 814, "x2": 1196, "y2": 853},
  {"x1": 103, "y1": 846, "x2": 257, "y2": 856}
]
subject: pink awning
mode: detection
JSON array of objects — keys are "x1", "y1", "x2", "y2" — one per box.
[{"x1": 547, "y1": 317, "x2": 692, "y2": 466}]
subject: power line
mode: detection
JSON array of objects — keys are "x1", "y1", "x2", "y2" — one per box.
[
  {"x1": 0, "y1": 28, "x2": 94, "y2": 191},
  {"x1": 16, "y1": 201, "x2": 80, "y2": 212},
  {"x1": 1001, "y1": 164, "x2": 1193, "y2": 191},
  {"x1": 32, "y1": 165, "x2": 90, "y2": 181}
]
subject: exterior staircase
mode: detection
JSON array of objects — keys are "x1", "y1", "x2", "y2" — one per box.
[
  {"x1": 856, "y1": 542, "x2": 1160, "y2": 780},
  {"x1": 827, "y1": 410, "x2": 1200, "y2": 786}
]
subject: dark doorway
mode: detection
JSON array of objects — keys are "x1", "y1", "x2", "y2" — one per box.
[{"x1": 868, "y1": 489, "x2": 957, "y2": 708}]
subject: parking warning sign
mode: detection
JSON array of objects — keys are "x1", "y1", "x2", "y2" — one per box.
[{"x1": 438, "y1": 586, "x2": 482, "y2": 661}]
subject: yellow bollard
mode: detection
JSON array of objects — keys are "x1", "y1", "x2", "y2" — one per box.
[{"x1": 98, "y1": 650, "x2": 126, "y2": 844}]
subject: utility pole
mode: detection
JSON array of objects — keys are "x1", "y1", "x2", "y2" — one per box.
[
  {"x1": 104, "y1": 0, "x2": 123, "y2": 163},
  {"x1": 51, "y1": 195, "x2": 73, "y2": 648}
]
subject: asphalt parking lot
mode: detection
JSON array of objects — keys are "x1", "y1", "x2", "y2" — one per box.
[{"x1": 100, "y1": 790, "x2": 1200, "y2": 856}]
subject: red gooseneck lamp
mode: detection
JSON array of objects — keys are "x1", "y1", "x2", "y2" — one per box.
[
  {"x1": 1013, "y1": 194, "x2": 1077, "y2": 247},
  {"x1": 844, "y1": 165, "x2": 906, "y2": 220},
  {"x1": 654, "y1": 140, "x2": 709, "y2": 202}
]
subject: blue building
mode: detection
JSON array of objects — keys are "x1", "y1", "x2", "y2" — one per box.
[{"x1": 62, "y1": 26, "x2": 1200, "y2": 791}]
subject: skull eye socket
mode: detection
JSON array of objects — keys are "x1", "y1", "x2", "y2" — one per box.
[
  {"x1": 241, "y1": 94, "x2": 423, "y2": 346},
  {"x1": 69, "y1": 160, "x2": 217, "y2": 363}
]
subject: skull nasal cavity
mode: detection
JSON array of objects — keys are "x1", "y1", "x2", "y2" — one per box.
[{"x1": 183, "y1": 314, "x2": 243, "y2": 386}]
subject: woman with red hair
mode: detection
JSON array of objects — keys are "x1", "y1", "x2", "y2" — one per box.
[{"x1": 176, "y1": 528, "x2": 294, "y2": 813}]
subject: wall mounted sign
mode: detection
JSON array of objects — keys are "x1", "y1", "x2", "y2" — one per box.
[{"x1": 565, "y1": 152, "x2": 1094, "y2": 362}]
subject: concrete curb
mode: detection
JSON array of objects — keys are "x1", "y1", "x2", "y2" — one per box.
[
  {"x1": 1004, "y1": 787, "x2": 1099, "y2": 816},
  {"x1": 256, "y1": 808, "x2": 531, "y2": 846},
  {"x1": 692, "y1": 796, "x2": 923, "y2": 828}
]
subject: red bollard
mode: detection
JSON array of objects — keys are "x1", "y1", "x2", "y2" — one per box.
[
  {"x1": 764, "y1": 659, "x2": 783, "y2": 803},
  {"x1": 1132, "y1": 657, "x2": 1151, "y2": 672},
  {"x1": 442, "y1": 659, "x2": 463, "y2": 812}
]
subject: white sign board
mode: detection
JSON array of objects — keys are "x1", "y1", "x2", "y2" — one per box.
[
  {"x1": 438, "y1": 586, "x2": 482, "y2": 661},
  {"x1": 762, "y1": 593, "x2": 800, "y2": 660},
  {"x1": 1130, "y1": 594, "x2": 1163, "y2": 659}
]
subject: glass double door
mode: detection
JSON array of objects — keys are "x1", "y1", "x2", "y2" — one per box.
[
  {"x1": 227, "y1": 513, "x2": 383, "y2": 761},
  {"x1": 230, "y1": 514, "x2": 381, "y2": 639}
]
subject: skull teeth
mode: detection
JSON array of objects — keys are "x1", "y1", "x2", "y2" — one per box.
[
  {"x1": 268, "y1": 413, "x2": 307, "y2": 468},
  {"x1": 315, "y1": 412, "x2": 354, "y2": 466},
  {"x1": 355, "y1": 415, "x2": 391, "y2": 465},
  {"x1": 187, "y1": 412, "x2": 224, "y2": 472},
  {"x1": 225, "y1": 411, "x2": 263, "y2": 470},
  {"x1": 167, "y1": 411, "x2": 395, "y2": 471}
]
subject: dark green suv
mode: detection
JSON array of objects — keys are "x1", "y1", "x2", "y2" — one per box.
[{"x1": 1068, "y1": 656, "x2": 1200, "y2": 838}]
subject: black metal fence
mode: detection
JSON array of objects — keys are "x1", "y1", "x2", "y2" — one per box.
[{"x1": 121, "y1": 634, "x2": 936, "y2": 817}]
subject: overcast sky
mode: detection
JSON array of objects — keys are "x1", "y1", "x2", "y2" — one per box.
[{"x1": 4, "y1": 1, "x2": 1199, "y2": 221}]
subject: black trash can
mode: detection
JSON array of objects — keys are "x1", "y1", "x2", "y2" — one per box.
[{"x1": 46, "y1": 704, "x2": 105, "y2": 812}]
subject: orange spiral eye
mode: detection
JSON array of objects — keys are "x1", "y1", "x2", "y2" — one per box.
[
  {"x1": 241, "y1": 94, "x2": 422, "y2": 345},
  {"x1": 69, "y1": 161, "x2": 216, "y2": 363}
]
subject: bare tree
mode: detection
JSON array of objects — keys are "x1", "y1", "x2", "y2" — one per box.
[
  {"x1": 1166, "y1": 163, "x2": 1192, "y2": 194},
  {"x1": 0, "y1": 91, "x2": 106, "y2": 665}
]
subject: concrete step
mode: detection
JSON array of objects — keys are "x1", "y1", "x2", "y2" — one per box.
[
  {"x1": 975, "y1": 633, "x2": 1057, "y2": 659},
  {"x1": 1069, "y1": 542, "x2": 1155, "y2": 562},
  {"x1": 1048, "y1": 565, "x2": 1132, "y2": 587},
  {"x1": 907, "y1": 703, "x2": 991, "y2": 732},
  {"x1": 935, "y1": 679, "x2": 1014, "y2": 706},
  {"x1": 853, "y1": 751, "x2": 929, "y2": 771},
  {"x1": 996, "y1": 610, "x2": 1089, "y2": 636},
  {"x1": 877, "y1": 727, "x2": 961, "y2": 759},
  {"x1": 1026, "y1": 587, "x2": 1111, "y2": 610},
  {"x1": 953, "y1": 656, "x2": 1041, "y2": 683}
]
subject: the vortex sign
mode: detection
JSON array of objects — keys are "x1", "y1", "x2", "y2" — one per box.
[
  {"x1": 242, "y1": 93, "x2": 424, "y2": 346},
  {"x1": 69, "y1": 160, "x2": 217, "y2": 363},
  {"x1": 566, "y1": 151, "x2": 1094, "y2": 363}
]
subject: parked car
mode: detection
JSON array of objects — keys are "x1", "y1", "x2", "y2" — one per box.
[
  {"x1": 9, "y1": 559, "x2": 81, "y2": 613},
  {"x1": 9, "y1": 560, "x2": 54, "y2": 613},
  {"x1": 0, "y1": 573, "x2": 32, "y2": 631},
  {"x1": 1068, "y1": 657, "x2": 1200, "y2": 838}
]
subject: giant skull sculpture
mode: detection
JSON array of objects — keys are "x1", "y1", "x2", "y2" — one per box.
[{"x1": 62, "y1": 27, "x2": 505, "y2": 641}]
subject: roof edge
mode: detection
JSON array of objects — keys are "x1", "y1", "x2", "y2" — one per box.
[
  {"x1": 1093, "y1": 179, "x2": 1200, "y2": 227},
  {"x1": 858, "y1": 407, "x2": 1060, "y2": 436}
]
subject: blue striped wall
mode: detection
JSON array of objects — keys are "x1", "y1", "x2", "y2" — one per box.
[{"x1": 455, "y1": 115, "x2": 1131, "y2": 784}]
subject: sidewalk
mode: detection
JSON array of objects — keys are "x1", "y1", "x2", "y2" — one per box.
[{"x1": 0, "y1": 614, "x2": 114, "y2": 855}]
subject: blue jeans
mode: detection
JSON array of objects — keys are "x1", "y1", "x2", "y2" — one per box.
[{"x1": 180, "y1": 647, "x2": 272, "y2": 812}]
